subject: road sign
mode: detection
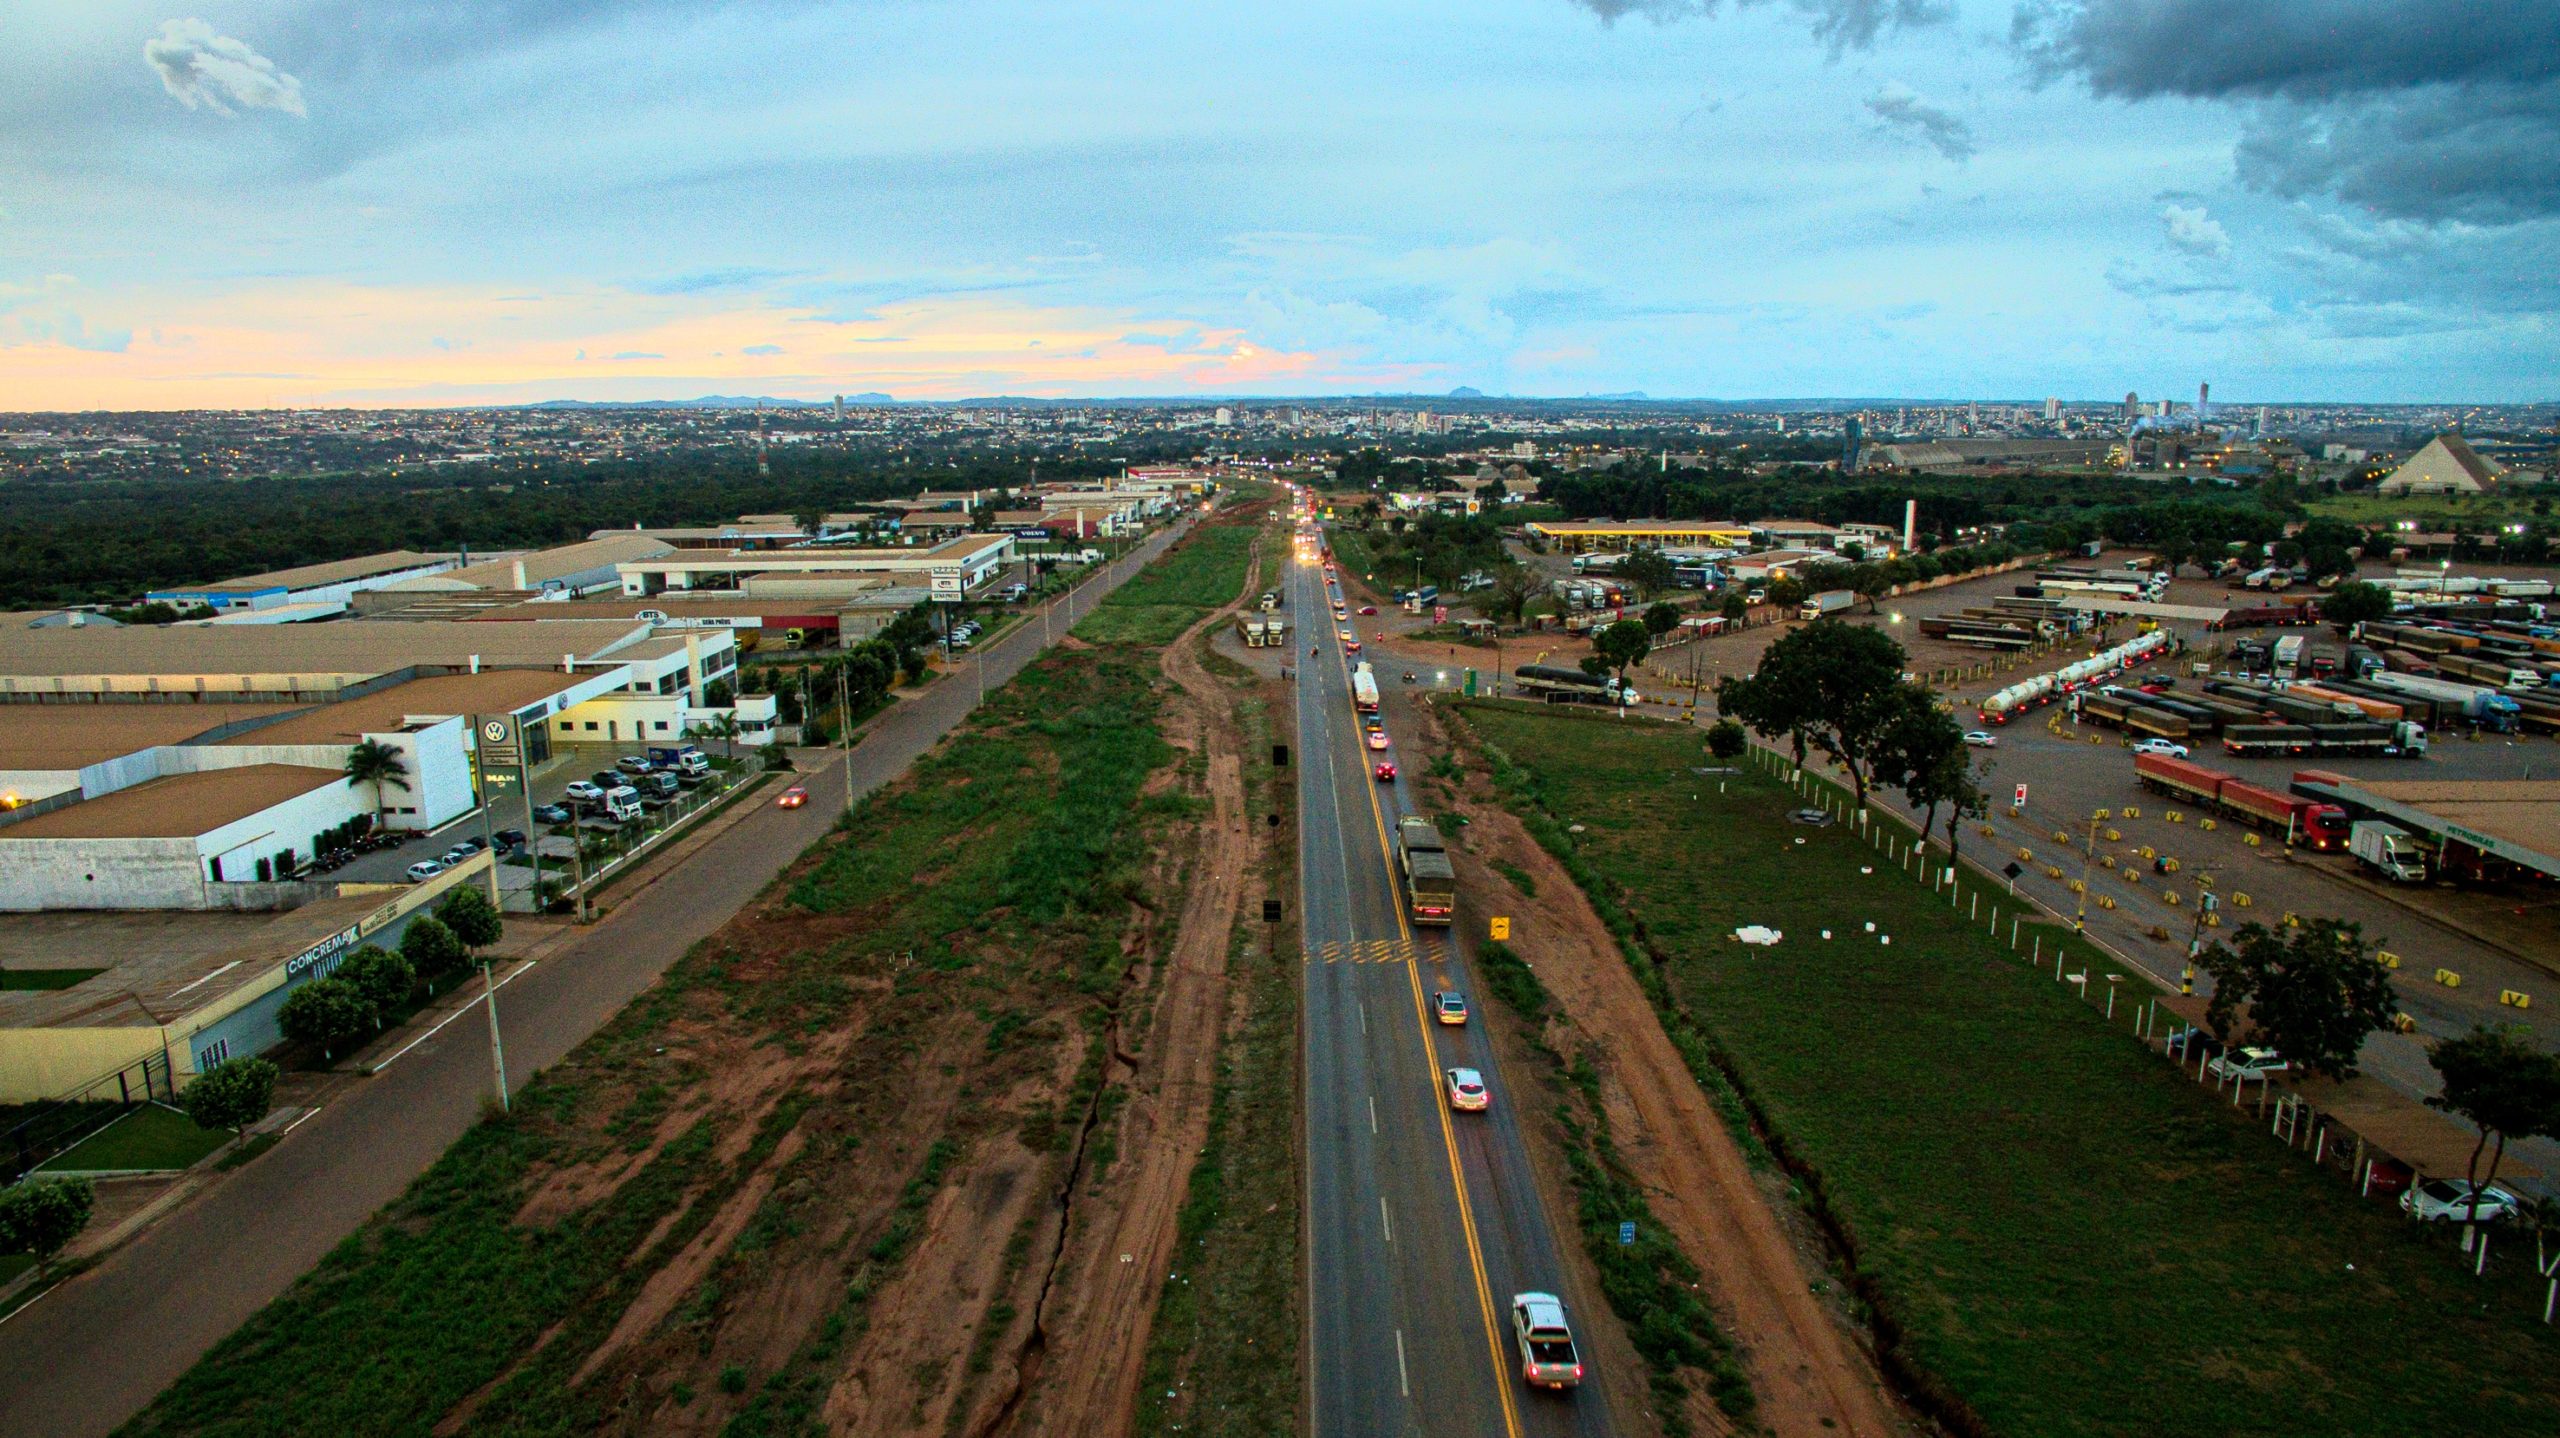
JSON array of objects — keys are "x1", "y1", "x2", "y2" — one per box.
[
  {"x1": 2013, "y1": 783, "x2": 2029, "y2": 806},
  {"x1": 1490, "y1": 916, "x2": 1510, "y2": 941},
  {"x1": 1262, "y1": 900, "x2": 1282, "y2": 924},
  {"x1": 1618, "y1": 1221, "x2": 1636, "y2": 1246}
]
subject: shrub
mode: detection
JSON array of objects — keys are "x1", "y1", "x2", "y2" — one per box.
[
  {"x1": 434, "y1": 887, "x2": 503, "y2": 950},
  {"x1": 278, "y1": 977, "x2": 378, "y2": 1060},
  {"x1": 336, "y1": 945, "x2": 416, "y2": 1017},
  {"x1": 0, "y1": 1177, "x2": 95, "y2": 1267},
  {"x1": 400, "y1": 915, "x2": 470, "y2": 978},
  {"x1": 182, "y1": 1057, "x2": 280, "y2": 1133}
]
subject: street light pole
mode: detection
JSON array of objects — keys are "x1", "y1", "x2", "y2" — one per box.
[{"x1": 481, "y1": 958, "x2": 510, "y2": 1113}]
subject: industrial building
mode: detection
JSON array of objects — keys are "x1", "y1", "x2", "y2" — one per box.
[
  {"x1": 614, "y1": 532, "x2": 1014, "y2": 602},
  {"x1": 2377, "y1": 434, "x2": 2513, "y2": 497},
  {"x1": 143, "y1": 549, "x2": 460, "y2": 613},
  {"x1": 2288, "y1": 774, "x2": 2560, "y2": 884},
  {"x1": 1522, "y1": 520, "x2": 1756, "y2": 553}
]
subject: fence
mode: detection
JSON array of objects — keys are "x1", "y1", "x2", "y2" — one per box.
[{"x1": 2, "y1": 1050, "x2": 174, "y2": 1185}]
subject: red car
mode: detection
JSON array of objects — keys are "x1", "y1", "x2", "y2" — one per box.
[
  {"x1": 776, "y1": 785, "x2": 808, "y2": 808},
  {"x1": 1344, "y1": 638, "x2": 1362, "y2": 652},
  {"x1": 1375, "y1": 761, "x2": 1396, "y2": 782},
  {"x1": 1357, "y1": 605, "x2": 1377, "y2": 615}
]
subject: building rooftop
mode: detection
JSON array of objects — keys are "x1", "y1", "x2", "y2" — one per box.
[
  {"x1": 179, "y1": 550, "x2": 453, "y2": 596},
  {"x1": 0, "y1": 617, "x2": 661, "y2": 683},
  {"x1": 1, "y1": 764, "x2": 343, "y2": 840},
  {"x1": 400, "y1": 534, "x2": 675, "y2": 591},
  {"x1": 478, "y1": 594, "x2": 885, "y2": 622},
  {"x1": 0, "y1": 704, "x2": 310, "y2": 773},
  {"x1": 0, "y1": 889, "x2": 405, "y2": 1031},
  {"x1": 216, "y1": 671, "x2": 597, "y2": 746},
  {"x1": 2351, "y1": 779, "x2": 2560, "y2": 860}
]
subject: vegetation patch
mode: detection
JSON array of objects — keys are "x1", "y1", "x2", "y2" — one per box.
[
  {"x1": 0, "y1": 968, "x2": 103, "y2": 991},
  {"x1": 1458, "y1": 699, "x2": 2560, "y2": 1438},
  {"x1": 36, "y1": 1104, "x2": 229, "y2": 1173}
]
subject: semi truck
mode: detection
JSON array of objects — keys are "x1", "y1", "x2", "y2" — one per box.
[
  {"x1": 2360, "y1": 671, "x2": 2521, "y2": 731},
  {"x1": 1403, "y1": 584, "x2": 1440, "y2": 614},
  {"x1": 2133, "y1": 752, "x2": 2350, "y2": 848},
  {"x1": 2272, "y1": 634, "x2": 2306, "y2": 676},
  {"x1": 1397, "y1": 816, "x2": 1456, "y2": 925},
  {"x1": 1351, "y1": 662, "x2": 1381, "y2": 713},
  {"x1": 2221, "y1": 721, "x2": 2426, "y2": 758},
  {"x1": 2435, "y1": 652, "x2": 2545, "y2": 691},
  {"x1": 2348, "y1": 820, "x2": 2427, "y2": 882},
  {"x1": 1513, "y1": 664, "x2": 1638, "y2": 707},
  {"x1": 2280, "y1": 682, "x2": 2404, "y2": 723}
]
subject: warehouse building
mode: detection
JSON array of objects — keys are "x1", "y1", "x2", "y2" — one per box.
[
  {"x1": 615, "y1": 532, "x2": 1013, "y2": 601},
  {"x1": 1522, "y1": 520, "x2": 1757, "y2": 554},
  {"x1": 377, "y1": 533, "x2": 675, "y2": 600},
  {"x1": 145, "y1": 550, "x2": 459, "y2": 612}
]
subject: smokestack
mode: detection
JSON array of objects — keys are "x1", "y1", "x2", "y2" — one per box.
[{"x1": 1903, "y1": 499, "x2": 1917, "y2": 553}]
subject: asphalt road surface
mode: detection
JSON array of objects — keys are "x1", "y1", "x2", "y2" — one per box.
[
  {"x1": 0, "y1": 521, "x2": 1190, "y2": 1438},
  {"x1": 1292, "y1": 531, "x2": 1615, "y2": 1438}
]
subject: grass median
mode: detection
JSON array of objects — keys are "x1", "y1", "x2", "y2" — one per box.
[{"x1": 1456, "y1": 698, "x2": 2560, "y2": 1438}]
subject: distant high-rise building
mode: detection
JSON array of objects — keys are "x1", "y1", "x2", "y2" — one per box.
[
  {"x1": 2043, "y1": 396, "x2": 2060, "y2": 422},
  {"x1": 1842, "y1": 416, "x2": 1863, "y2": 472},
  {"x1": 2123, "y1": 391, "x2": 2139, "y2": 422},
  {"x1": 2256, "y1": 405, "x2": 2269, "y2": 435},
  {"x1": 1213, "y1": 406, "x2": 1234, "y2": 426},
  {"x1": 833, "y1": 394, "x2": 845, "y2": 420},
  {"x1": 2156, "y1": 398, "x2": 2171, "y2": 418},
  {"x1": 2197, "y1": 381, "x2": 2210, "y2": 421}
]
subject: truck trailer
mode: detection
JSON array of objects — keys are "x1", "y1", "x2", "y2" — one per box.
[
  {"x1": 2132, "y1": 752, "x2": 2351, "y2": 848},
  {"x1": 1351, "y1": 662, "x2": 1381, "y2": 713},
  {"x1": 1396, "y1": 816, "x2": 1456, "y2": 925},
  {"x1": 1513, "y1": 664, "x2": 1637, "y2": 707}
]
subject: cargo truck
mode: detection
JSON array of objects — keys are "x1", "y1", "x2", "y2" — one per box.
[
  {"x1": 1397, "y1": 816, "x2": 1456, "y2": 925},
  {"x1": 2360, "y1": 671, "x2": 2521, "y2": 731},
  {"x1": 1513, "y1": 664, "x2": 1638, "y2": 707},
  {"x1": 2133, "y1": 752, "x2": 2351, "y2": 848},
  {"x1": 2348, "y1": 820, "x2": 2427, "y2": 882},
  {"x1": 2221, "y1": 721, "x2": 2425, "y2": 758},
  {"x1": 1351, "y1": 662, "x2": 1381, "y2": 713},
  {"x1": 2435, "y1": 652, "x2": 2544, "y2": 691},
  {"x1": 2273, "y1": 634, "x2": 2306, "y2": 677},
  {"x1": 648, "y1": 744, "x2": 711, "y2": 778},
  {"x1": 1403, "y1": 584, "x2": 1440, "y2": 614},
  {"x1": 1801, "y1": 589, "x2": 1857, "y2": 620}
]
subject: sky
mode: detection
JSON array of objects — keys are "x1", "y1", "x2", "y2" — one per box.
[{"x1": 2, "y1": 1, "x2": 2555, "y2": 409}]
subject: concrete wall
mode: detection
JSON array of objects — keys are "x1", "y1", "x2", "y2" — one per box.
[
  {"x1": 0, "y1": 1026, "x2": 171, "y2": 1105},
  {"x1": 0, "y1": 837, "x2": 207, "y2": 910},
  {"x1": 198, "y1": 778, "x2": 370, "y2": 884}
]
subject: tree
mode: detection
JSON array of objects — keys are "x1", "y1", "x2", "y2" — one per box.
[
  {"x1": 342, "y1": 739, "x2": 410, "y2": 832},
  {"x1": 2197, "y1": 919, "x2": 2398, "y2": 1081},
  {"x1": 1474, "y1": 562, "x2": 1539, "y2": 627},
  {"x1": 1852, "y1": 563, "x2": 1892, "y2": 613},
  {"x1": 697, "y1": 710, "x2": 742, "y2": 761},
  {"x1": 181, "y1": 1056, "x2": 279, "y2": 1133},
  {"x1": 2321, "y1": 580, "x2": 2393, "y2": 628},
  {"x1": 2428, "y1": 1025, "x2": 2560, "y2": 1248},
  {"x1": 1591, "y1": 618, "x2": 1652, "y2": 691},
  {"x1": 1618, "y1": 547, "x2": 1677, "y2": 599},
  {"x1": 278, "y1": 977, "x2": 378, "y2": 1061},
  {"x1": 435, "y1": 886, "x2": 504, "y2": 950},
  {"x1": 1642, "y1": 601, "x2": 1680, "y2": 638},
  {"x1": 1715, "y1": 619, "x2": 1908, "y2": 809},
  {"x1": 399, "y1": 914, "x2": 470, "y2": 980},
  {"x1": 1765, "y1": 575, "x2": 1806, "y2": 610},
  {"x1": 1719, "y1": 590, "x2": 1748, "y2": 626},
  {"x1": 336, "y1": 945, "x2": 416, "y2": 1019},
  {"x1": 794, "y1": 507, "x2": 826, "y2": 540},
  {"x1": 0, "y1": 1177, "x2": 95, "y2": 1270},
  {"x1": 1877, "y1": 684, "x2": 1969, "y2": 845},
  {"x1": 1704, "y1": 718, "x2": 1746, "y2": 760}
]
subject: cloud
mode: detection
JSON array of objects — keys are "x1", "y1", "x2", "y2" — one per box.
[
  {"x1": 2160, "y1": 204, "x2": 2230, "y2": 260},
  {"x1": 742, "y1": 343, "x2": 783, "y2": 355},
  {"x1": 629, "y1": 267, "x2": 806, "y2": 296},
  {"x1": 610, "y1": 350, "x2": 664, "y2": 360},
  {"x1": 2014, "y1": 2, "x2": 2560, "y2": 223},
  {"x1": 144, "y1": 20, "x2": 307, "y2": 118},
  {"x1": 1567, "y1": 0, "x2": 1948, "y2": 53},
  {"x1": 1864, "y1": 82, "x2": 1974, "y2": 161}
]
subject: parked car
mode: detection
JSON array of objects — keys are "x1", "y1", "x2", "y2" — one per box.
[
  {"x1": 563, "y1": 781, "x2": 605, "y2": 803},
  {"x1": 777, "y1": 785, "x2": 809, "y2": 809},
  {"x1": 1432, "y1": 991, "x2": 1468, "y2": 1025},
  {"x1": 616, "y1": 755, "x2": 654, "y2": 775},
  {"x1": 590, "y1": 770, "x2": 621, "y2": 790},
  {"x1": 440, "y1": 845, "x2": 475, "y2": 865},
  {"x1": 1786, "y1": 807, "x2": 1833, "y2": 827},
  {"x1": 1445, "y1": 1067, "x2": 1488, "y2": 1112},
  {"x1": 1374, "y1": 761, "x2": 1396, "y2": 782},
  {"x1": 1357, "y1": 604, "x2": 1378, "y2": 615},
  {"x1": 1510, "y1": 1292, "x2": 1584, "y2": 1390},
  {"x1": 2208, "y1": 1046, "x2": 2289, "y2": 1082},
  {"x1": 405, "y1": 859, "x2": 446, "y2": 882},
  {"x1": 493, "y1": 828, "x2": 527, "y2": 851},
  {"x1": 2401, "y1": 1178, "x2": 2519, "y2": 1224},
  {"x1": 533, "y1": 803, "x2": 572, "y2": 824},
  {"x1": 456, "y1": 835, "x2": 488, "y2": 853},
  {"x1": 2132, "y1": 738, "x2": 2191, "y2": 758},
  {"x1": 1963, "y1": 731, "x2": 1998, "y2": 748}
]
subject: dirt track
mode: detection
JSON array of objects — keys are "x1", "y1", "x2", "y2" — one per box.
[{"x1": 1423, "y1": 701, "x2": 1912, "y2": 1438}]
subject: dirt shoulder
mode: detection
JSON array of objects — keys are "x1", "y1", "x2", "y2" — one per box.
[{"x1": 1414, "y1": 695, "x2": 1913, "y2": 1438}]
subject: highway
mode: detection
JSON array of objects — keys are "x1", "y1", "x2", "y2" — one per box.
[{"x1": 1292, "y1": 524, "x2": 1616, "y2": 1438}]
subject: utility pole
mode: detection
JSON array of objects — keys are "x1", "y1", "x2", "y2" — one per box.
[
  {"x1": 481, "y1": 957, "x2": 510, "y2": 1112},
  {"x1": 837, "y1": 666, "x2": 855, "y2": 814},
  {"x1": 2072, "y1": 809, "x2": 2104, "y2": 934},
  {"x1": 2181, "y1": 866, "x2": 2221, "y2": 994}
]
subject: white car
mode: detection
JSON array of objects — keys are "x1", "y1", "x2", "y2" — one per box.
[
  {"x1": 404, "y1": 859, "x2": 446, "y2": 882},
  {"x1": 1510, "y1": 1292, "x2": 1584, "y2": 1390},
  {"x1": 1963, "y1": 731, "x2": 1997, "y2": 748},
  {"x1": 2400, "y1": 1178, "x2": 2520, "y2": 1224},
  {"x1": 2132, "y1": 738, "x2": 2191, "y2": 758},
  {"x1": 2207, "y1": 1046, "x2": 2289, "y2": 1082},
  {"x1": 1445, "y1": 1067, "x2": 1489, "y2": 1112},
  {"x1": 563, "y1": 780, "x2": 605, "y2": 803}
]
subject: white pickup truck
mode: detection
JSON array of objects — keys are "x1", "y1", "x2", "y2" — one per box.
[{"x1": 1510, "y1": 1292, "x2": 1584, "y2": 1390}]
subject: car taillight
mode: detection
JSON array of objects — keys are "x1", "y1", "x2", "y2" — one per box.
[{"x1": 1572, "y1": 1365, "x2": 1584, "y2": 1379}]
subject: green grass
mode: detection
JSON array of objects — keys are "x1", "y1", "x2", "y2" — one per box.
[
  {"x1": 216, "y1": 1133, "x2": 280, "y2": 1171},
  {"x1": 0, "y1": 967, "x2": 104, "y2": 990},
  {"x1": 0, "y1": 1253, "x2": 31, "y2": 1287},
  {"x1": 1072, "y1": 523, "x2": 1258, "y2": 647},
  {"x1": 37, "y1": 1104, "x2": 228, "y2": 1173},
  {"x1": 1456, "y1": 700, "x2": 2560, "y2": 1438}
]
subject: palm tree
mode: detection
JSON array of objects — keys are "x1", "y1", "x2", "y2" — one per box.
[
  {"x1": 698, "y1": 711, "x2": 742, "y2": 763},
  {"x1": 343, "y1": 739, "x2": 411, "y2": 833}
]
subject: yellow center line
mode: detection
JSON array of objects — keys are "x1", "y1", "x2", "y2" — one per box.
[{"x1": 1322, "y1": 567, "x2": 1527, "y2": 1438}]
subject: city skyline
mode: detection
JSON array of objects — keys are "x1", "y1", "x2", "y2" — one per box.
[{"x1": 5, "y1": 2, "x2": 2556, "y2": 409}]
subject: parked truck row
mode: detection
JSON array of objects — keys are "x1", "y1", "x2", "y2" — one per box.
[{"x1": 2132, "y1": 752, "x2": 2351, "y2": 849}]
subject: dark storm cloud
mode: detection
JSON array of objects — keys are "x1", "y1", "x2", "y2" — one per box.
[{"x1": 2013, "y1": 1, "x2": 2560, "y2": 223}]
